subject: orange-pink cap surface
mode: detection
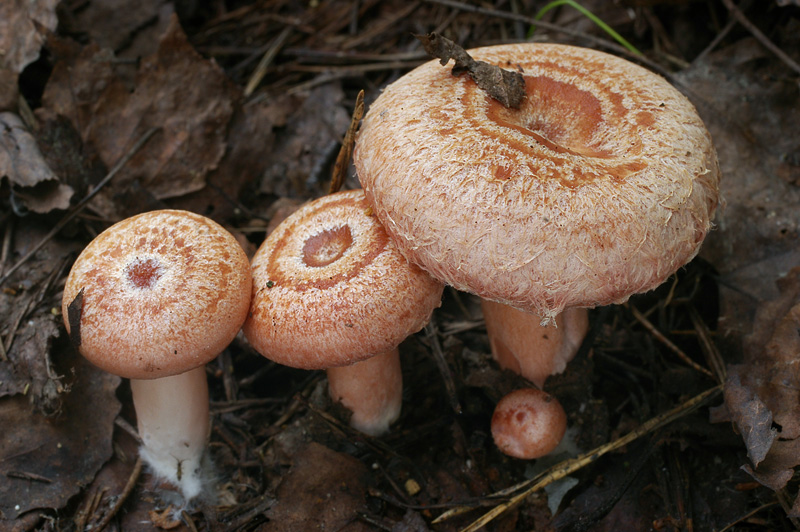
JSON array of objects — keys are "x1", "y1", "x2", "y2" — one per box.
[
  {"x1": 244, "y1": 190, "x2": 444, "y2": 370},
  {"x1": 355, "y1": 43, "x2": 720, "y2": 322},
  {"x1": 62, "y1": 210, "x2": 252, "y2": 379}
]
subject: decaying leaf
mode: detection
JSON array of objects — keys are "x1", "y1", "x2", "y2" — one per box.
[
  {"x1": 684, "y1": 38, "x2": 800, "y2": 357},
  {"x1": 0, "y1": 352, "x2": 120, "y2": 522},
  {"x1": 0, "y1": 0, "x2": 59, "y2": 109},
  {"x1": 721, "y1": 372, "x2": 776, "y2": 467},
  {"x1": 68, "y1": 0, "x2": 172, "y2": 55},
  {"x1": 168, "y1": 100, "x2": 282, "y2": 220},
  {"x1": 415, "y1": 33, "x2": 526, "y2": 109},
  {"x1": 0, "y1": 112, "x2": 74, "y2": 213},
  {"x1": 42, "y1": 14, "x2": 237, "y2": 216},
  {"x1": 259, "y1": 442, "x2": 370, "y2": 532},
  {"x1": 720, "y1": 267, "x2": 800, "y2": 508},
  {"x1": 257, "y1": 84, "x2": 351, "y2": 199}
]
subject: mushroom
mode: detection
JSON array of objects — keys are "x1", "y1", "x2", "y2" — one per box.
[
  {"x1": 62, "y1": 210, "x2": 252, "y2": 502},
  {"x1": 243, "y1": 189, "x2": 444, "y2": 436},
  {"x1": 354, "y1": 42, "x2": 720, "y2": 388},
  {"x1": 491, "y1": 388, "x2": 567, "y2": 459}
]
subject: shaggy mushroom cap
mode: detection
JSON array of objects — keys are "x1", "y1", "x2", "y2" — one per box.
[
  {"x1": 62, "y1": 210, "x2": 252, "y2": 380},
  {"x1": 243, "y1": 189, "x2": 444, "y2": 370},
  {"x1": 354, "y1": 43, "x2": 720, "y2": 321}
]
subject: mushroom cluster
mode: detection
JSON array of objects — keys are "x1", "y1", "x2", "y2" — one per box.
[
  {"x1": 243, "y1": 189, "x2": 444, "y2": 436},
  {"x1": 354, "y1": 43, "x2": 720, "y2": 457},
  {"x1": 62, "y1": 44, "x2": 721, "y2": 500},
  {"x1": 62, "y1": 210, "x2": 252, "y2": 502}
]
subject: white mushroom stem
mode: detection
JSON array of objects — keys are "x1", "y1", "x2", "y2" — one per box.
[
  {"x1": 326, "y1": 348, "x2": 403, "y2": 436},
  {"x1": 481, "y1": 301, "x2": 589, "y2": 388},
  {"x1": 129, "y1": 366, "x2": 212, "y2": 502}
]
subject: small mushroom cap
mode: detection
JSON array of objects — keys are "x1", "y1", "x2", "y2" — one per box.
[
  {"x1": 243, "y1": 189, "x2": 444, "y2": 370},
  {"x1": 62, "y1": 210, "x2": 252, "y2": 380},
  {"x1": 491, "y1": 388, "x2": 567, "y2": 459},
  {"x1": 355, "y1": 43, "x2": 721, "y2": 321}
]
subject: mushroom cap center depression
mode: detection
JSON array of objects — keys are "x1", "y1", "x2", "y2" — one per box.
[
  {"x1": 302, "y1": 226, "x2": 353, "y2": 268},
  {"x1": 440, "y1": 73, "x2": 649, "y2": 185},
  {"x1": 125, "y1": 257, "x2": 164, "y2": 289},
  {"x1": 490, "y1": 77, "x2": 623, "y2": 160}
]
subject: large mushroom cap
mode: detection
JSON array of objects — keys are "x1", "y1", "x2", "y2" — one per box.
[
  {"x1": 62, "y1": 210, "x2": 252, "y2": 380},
  {"x1": 243, "y1": 189, "x2": 444, "y2": 370},
  {"x1": 355, "y1": 43, "x2": 720, "y2": 320}
]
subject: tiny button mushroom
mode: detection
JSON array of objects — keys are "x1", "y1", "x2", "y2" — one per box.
[
  {"x1": 62, "y1": 210, "x2": 252, "y2": 503},
  {"x1": 243, "y1": 189, "x2": 444, "y2": 436},
  {"x1": 491, "y1": 388, "x2": 567, "y2": 459}
]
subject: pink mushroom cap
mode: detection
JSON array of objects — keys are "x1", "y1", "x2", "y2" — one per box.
[
  {"x1": 62, "y1": 209, "x2": 252, "y2": 380},
  {"x1": 243, "y1": 189, "x2": 444, "y2": 370},
  {"x1": 491, "y1": 388, "x2": 568, "y2": 459},
  {"x1": 354, "y1": 43, "x2": 720, "y2": 322}
]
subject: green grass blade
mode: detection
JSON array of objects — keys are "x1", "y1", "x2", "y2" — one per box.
[{"x1": 528, "y1": 0, "x2": 642, "y2": 55}]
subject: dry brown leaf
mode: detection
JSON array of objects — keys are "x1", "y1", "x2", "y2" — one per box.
[
  {"x1": 683, "y1": 39, "x2": 800, "y2": 354},
  {"x1": 742, "y1": 439, "x2": 800, "y2": 492},
  {"x1": 721, "y1": 372, "x2": 776, "y2": 467},
  {"x1": 258, "y1": 442, "x2": 371, "y2": 532},
  {"x1": 42, "y1": 15, "x2": 237, "y2": 217},
  {"x1": 68, "y1": 0, "x2": 172, "y2": 54},
  {"x1": 256, "y1": 84, "x2": 351, "y2": 199},
  {"x1": 415, "y1": 33, "x2": 526, "y2": 109},
  {"x1": 0, "y1": 0, "x2": 59, "y2": 109},
  {"x1": 30, "y1": 108, "x2": 109, "y2": 211},
  {"x1": 718, "y1": 268, "x2": 800, "y2": 506},
  {"x1": 0, "y1": 112, "x2": 73, "y2": 213},
  {"x1": 0, "y1": 221, "x2": 81, "y2": 409},
  {"x1": 167, "y1": 101, "x2": 281, "y2": 220},
  {"x1": 0, "y1": 353, "x2": 120, "y2": 521}
]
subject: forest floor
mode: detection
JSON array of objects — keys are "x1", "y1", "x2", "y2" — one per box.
[{"x1": 2, "y1": 0, "x2": 800, "y2": 531}]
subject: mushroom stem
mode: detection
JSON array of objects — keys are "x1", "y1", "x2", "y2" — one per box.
[
  {"x1": 326, "y1": 348, "x2": 403, "y2": 436},
  {"x1": 129, "y1": 366, "x2": 212, "y2": 502},
  {"x1": 481, "y1": 301, "x2": 589, "y2": 388}
]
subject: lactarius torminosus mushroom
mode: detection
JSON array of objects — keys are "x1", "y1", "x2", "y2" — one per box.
[
  {"x1": 492, "y1": 388, "x2": 568, "y2": 459},
  {"x1": 354, "y1": 42, "x2": 720, "y2": 457},
  {"x1": 243, "y1": 189, "x2": 444, "y2": 436},
  {"x1": 62, "y1": 210, "x2": 252, "y2": 502},
  {"x1": 355, "y1": 42, "x2": 720, "y2": 387}
]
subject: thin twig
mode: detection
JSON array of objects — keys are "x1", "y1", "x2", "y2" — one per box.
[
  {"x1": 244, "y1": 26, "x2": 293, "y2": 97},
  {"x1": 435, "y1": 385, "x2": 722, "y2": 531},
  {"x1": 423, "y1": 0, "x2": 644, "y2": 62},
  {"x1": 329, "y1": 90, "x2": 364, "y2": 194},
  {"x1": 0, "y1": 127, "x2": 160, "y2": 288},
  {"x1": 181, "y1": 510, "x2": 199, "y2": 532},
  {"x1": 718, "y1": 501, "x2": 780, "y2": 532},
  {"x1": 692, "y1": 13, "x2": 738, "y2": 64},
  {"x1": 688, "y1": 306, "x2": 727, "y2": 383},
  {"x1": 92, "y1": 456, "x2": 143, "y2": 532},
  {"x1": 627, "y1": 304, "x2": 715, "y2": 379},
  {"x1": 425, "y1": 319, "x2": 462, "y2": 414},
  {"x1": 720, "y1": 0, "x2": 800, "y2": 75}
]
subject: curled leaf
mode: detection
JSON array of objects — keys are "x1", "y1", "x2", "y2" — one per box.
[{"x1": 415, "y1": 33, "x2": 526, "y2": 108}]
